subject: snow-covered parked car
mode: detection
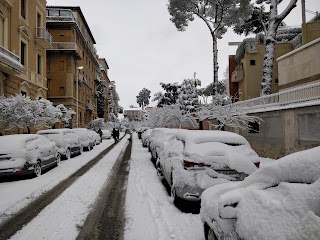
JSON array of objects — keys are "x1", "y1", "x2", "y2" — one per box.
[
  {"x1": 157, "y1": 130, "x2": 259, "y2": 207},
  {"x1": 0, "y1": 134, "x2": 61, "y2": 177},
  {"x1": 101, "y1": 129, "x2": 112, "y2": 140},
  {"x1": 200, "y1": 146, "x2": 320, "y2": 240},
  {"x1": 89, "y1": 130, "x2": 101, "y2": 145},
  {"x1": 149, "y1": 128, "x2": 180, "y2": 163},
  {"x1": 71, "y1": 128, "x2": 94, "y2": 151},
  {"x1": 141, "y1": 129, "x2": 153, "y2": 148},
  {"x1": 37, "y1": 129, "x2": 82, "y2": 159}
]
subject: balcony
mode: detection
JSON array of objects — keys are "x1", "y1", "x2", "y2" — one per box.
[
  {"x1": 0, "y1": 45, "x2": 24, "y2": 74},
  {"x1": 35, "y1": 27, "x2": 53, "y2": 49},
  {"x1": 231, "y1": 69, "x2": 244, "y2": 82},
  {"x1": 48, "y1": 42, "x2": 82, "y2": 59}
]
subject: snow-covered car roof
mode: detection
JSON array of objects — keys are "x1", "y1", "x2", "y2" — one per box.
[
  {"x1": 176, "y1": 130, "x2": 249, "y2": 146},
  {"x1": 238, "y1": 146, "x2": 320, "y2": 188},
  {"x1": 37, "y1": 129, "x2": 73, "y2": 134},
  {"x1": 0, "y1": 134, "x2": 39, "y2": 153}
]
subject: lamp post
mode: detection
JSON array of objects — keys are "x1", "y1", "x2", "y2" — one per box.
[{"x1": 76, "y1": 66, "x2": 83, "y2": 128}]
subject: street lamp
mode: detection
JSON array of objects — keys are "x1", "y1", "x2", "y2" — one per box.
[{"x1": 76, "y1": 65, "x2": 83, "y2": 128}]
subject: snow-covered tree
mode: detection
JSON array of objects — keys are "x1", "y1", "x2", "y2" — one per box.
[
  {"x1": 96, "y1": 69, "x2": 105, "y2": 118},
  {"x1": 233, "y1": 0, "x2": 298, "y2": 96},
  {"x1": 168, "y1": 0, "x2": 251, "y2": 95},
  {"x1": 177, "y1": 75, "x2": 201, "y2": 114},
  {"x1": 87, "y1": 118, "x2": 106, "y2": 130},
  {"x1": 56, "y1": 104, "x2": 75, "y2": 128},
  {"x1": 153, "y1": 82, "x2": 181, "y2": 107},
  {"x1": 142, "y1": 105, "x2": 198, "y2": 129},
  {"x1": 136, "y1": 88, "x2": 151, "y2": 109},
  {"x1": 0, "y1": 95, "x2": 63, "y2": 133},
  {"x1": 198, "y1": 94, "x2": 262, "y2": 130},
  {"x1": 120, "y1": 117, "x2": 130, "y2": 131}
]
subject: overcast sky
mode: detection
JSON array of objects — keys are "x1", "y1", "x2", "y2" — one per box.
[{"x1": 47, "y1": 0, "x2": 319, "y2": 109}]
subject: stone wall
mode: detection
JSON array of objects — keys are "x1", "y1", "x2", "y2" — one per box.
[{"x1": 238, "y1": 105, "x2": 320, "y2": 159}]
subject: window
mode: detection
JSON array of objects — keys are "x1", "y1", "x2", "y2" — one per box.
[
  {"x1": 59, "y1": 87, "x2": 65, "y2": 95},
  {"x1": 248, "y1": 121, "x2": 260, "y2": 133},
  {"x1": 250, "y1": 60, "x2": 256, "y2": 66},
  {"x1": 21, "y1": 0, "x2": 26, "y2": 19},
  {"x1": 0, "y1": 17, "x2": 4, "y2": 46},
  {"x1": 37, "y1": 13, "x2": 41, "y2": 28},
  {"x1": 37, "y1": 54, "x2": 41, "y2": 74},
  {"x1": 20, "y1": 41, "x2": 26, "y2": 65},
  {"x1": 59, "y1": 61, "x2": 64, "y2": 71}
]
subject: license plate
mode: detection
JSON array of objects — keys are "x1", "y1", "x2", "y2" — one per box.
[{"x1": 216, "y1": 170, "x2": 238, "y2": 175}]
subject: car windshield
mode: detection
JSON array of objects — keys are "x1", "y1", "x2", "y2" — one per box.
[{"x1": 38, "y1": 133, "x2": 61, "y2": 141}]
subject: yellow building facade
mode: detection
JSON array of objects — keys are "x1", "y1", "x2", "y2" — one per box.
[
  {"x1": 0, "y1": 0, "x2": 51, "y2": 99},
  {"x1": 46, "y1": 6, "x2": 99, "y2": 128},
  {"x1": 232, "y1": 40, "x2": 292, "y2": 100}
]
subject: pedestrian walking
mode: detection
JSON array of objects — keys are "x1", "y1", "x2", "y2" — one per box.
[{"x1": 112, "y1": 128, "x2": 118, "y2": 143}]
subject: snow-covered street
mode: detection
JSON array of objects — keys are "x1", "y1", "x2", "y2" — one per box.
[
  {"x1": 0, "y1": 134, "x2": 205, "y2": 240},
  {"x1": 124, "y1": 134, "x2": 204, "y2": 240}
]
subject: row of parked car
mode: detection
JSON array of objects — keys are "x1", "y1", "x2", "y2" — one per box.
[
  {"x1": 0, "y1": 128, "x2": 111, "y2": 178},
  {"x1": 137, "y1": 127, "x2": 320, "y2": 240}
]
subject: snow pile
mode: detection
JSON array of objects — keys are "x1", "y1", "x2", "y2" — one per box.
[
  {"x1": 200, "y1": 146, "x2": 320, "y2": 240},
  {"x1": 236, "y1": 180, "x2": 320, "y2": 240}
]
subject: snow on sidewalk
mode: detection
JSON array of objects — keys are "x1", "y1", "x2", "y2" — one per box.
[
  {"x1": 124, "y1": 133, "x2": 205, "y2": 240},
  {"x1": 0, "y1": 139, "x2": 115, "y2": 225},
  {"x1": 9, "y1": 135, "x2": 130, "y2": 240}
]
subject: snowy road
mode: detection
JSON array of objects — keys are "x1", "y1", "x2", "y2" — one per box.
[
  {"x1": 0, "y1": 133, "x2": 205, "y2": 240},
  {"x1": 0, "y1": 138, "x2": 116, "y2": 225},
  {"x1": 124, "y1": 134, "x2": 205, "y2": 240}
]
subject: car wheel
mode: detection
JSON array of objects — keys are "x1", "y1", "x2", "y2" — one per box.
[
  {"x1": 55, "y1": 153, "x2": 61, "y2": 166},
  {"x1": 64, "y1": 149, "x2": 71, "y2": 160},
  {"x1": 156, "y1": 163, "x2": 164, "y2": 179},
  {"x1": 208, "y1": 228, "x2": 218, "y2": 240},
  {"x1": 79, "y1": 146, "x2": 83, "y2": 154},
  {"x1": 33, "y1": 162, "x2": 42, "y2": 177}
]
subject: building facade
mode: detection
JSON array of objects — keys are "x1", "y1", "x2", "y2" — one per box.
[
  {"x1": 0, "y1": 0, "x2": 51, "y2": 99},
  {"x1": 231, "y1": 39, "x2": 292, "y2": 100},
  {"x1": 124, "y1": 108, "x2": 142, "y2": 122},
  {"x1": 46, "y1": 6, "x2": 99, "y2": 128},
  {"x1": 98, "y1": 58, "x2": 110, "y2": 121}
]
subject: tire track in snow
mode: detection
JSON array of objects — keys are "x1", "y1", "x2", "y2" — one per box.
[{"x1": 0, "y1": 136, "x2": 128, "y2": 240}]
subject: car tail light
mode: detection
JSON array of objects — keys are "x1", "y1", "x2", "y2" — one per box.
[{"x1": 183, "y1": 160, "x2": 210, "y2": 170}]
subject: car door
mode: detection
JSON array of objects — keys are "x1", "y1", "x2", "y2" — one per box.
[{"x1": 37, "y1": 137, "x2": 56, "y2": 167}]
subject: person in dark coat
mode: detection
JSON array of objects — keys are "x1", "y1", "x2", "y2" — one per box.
[
  {"x1": 112, "y1": 128, "x2": 119, "y2": 143},
  {"x1": 98, "y1": 128, "x2": 103, "y2": 141}
]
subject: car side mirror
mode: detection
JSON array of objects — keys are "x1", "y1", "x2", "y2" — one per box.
[{"x1": 219, "y1": 203, "x2": 238, "y2": 219}]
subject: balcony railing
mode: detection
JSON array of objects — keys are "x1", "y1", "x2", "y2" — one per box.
[
  {"x1": 0, "y1": 45, "x2": 24, "y2": 73},
  {"x1": 48, "y1": 42, "x2": 81, "y2": 58},
  {"x1": 46, "y1": 8, "x2": 99, "y2": 62},
  {"x1": 230, "y1": 81, "x2": 320, "y2": 113},
  {"x1": 35, "y1": 27, "x2": 53, "y2": 48}
]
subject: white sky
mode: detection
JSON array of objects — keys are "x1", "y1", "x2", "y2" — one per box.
[{"x1": 47, "y1": 0, "x2": 320, "y2": 109}]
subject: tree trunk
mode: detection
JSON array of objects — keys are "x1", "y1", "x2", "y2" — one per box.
[
  {"x1": 212, "y1": 33, "x2": 218, "y2": 97},
  {"x1": 260, "y1": 0, "x2": 297, "y2": 96},
  {"x1": 261, "y1": 35, "x2": 276, "y2": 95}
]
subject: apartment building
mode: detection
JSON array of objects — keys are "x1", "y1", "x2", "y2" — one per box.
[
  {"x1": 124, "y1": 108, "x2": 142, "y2": 122},
  {"x1": 98, "y1": 58, "x2": 110, "y2": 121},
  {"x1": 230, "y1": 37, "x2": 292, "y2": 100},
  {"x1": 0, "y1": 0, "x2": 51, "y2": 98},
  {"x1": 46, "y1": 6, "x2": 99, "y2": 128}
]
